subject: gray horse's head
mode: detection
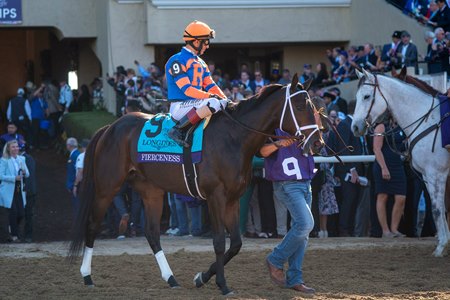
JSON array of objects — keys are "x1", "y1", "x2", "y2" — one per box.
[{"x1": 351, "y1": 69, "x2": 388, "y2": 137}]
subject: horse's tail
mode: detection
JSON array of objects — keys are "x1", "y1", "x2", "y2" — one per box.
[{"x1": 68, "y1": 125, "x2": 109, "y2": 261}]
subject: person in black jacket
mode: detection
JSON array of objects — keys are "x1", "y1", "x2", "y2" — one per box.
[
  {"x1": 396, "y1": 31, "x2": 419, "y2": 73},
  {"x1": 328, "y1": 102, "x2": 367, "y2": 236},
  {"x1": 429, "y1": 0, "x2": 450, "y2": 32},
  {"x1": 22, "y1": 151, "x2": 36, "y2": 243}
]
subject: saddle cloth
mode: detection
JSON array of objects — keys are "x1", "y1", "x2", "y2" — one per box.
[
  {"x1": 438, "y1": 95, "x2": 450, "y2": 148},
  {"x1": 137, "y1": 113, "x2": 204, "y2": 163}
]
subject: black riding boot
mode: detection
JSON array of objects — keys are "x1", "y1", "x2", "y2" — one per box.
[{"x1": 168, "y1": 115, "x2": 195, "y2": 147}]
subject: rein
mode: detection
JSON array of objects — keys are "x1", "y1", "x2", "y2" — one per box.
[{"x1": 221, "y1": 84, "x2": 320, "y2": 144}]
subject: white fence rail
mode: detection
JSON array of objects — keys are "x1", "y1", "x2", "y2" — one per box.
[{"x1": 313, "y1": 155, "x2": 375, "y2": 164}]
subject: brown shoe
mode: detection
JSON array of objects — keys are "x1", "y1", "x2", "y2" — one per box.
[
  {"x1": 290, "y1": 283, "x2": 315, "y2": 296},
  {"x1": 266, "y1": 258, "x2": 285, "y2": 286}
]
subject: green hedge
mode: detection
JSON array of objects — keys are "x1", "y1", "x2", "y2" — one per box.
[{"x1": 62, "y1": 111, "x2": 117, "y2": 140}]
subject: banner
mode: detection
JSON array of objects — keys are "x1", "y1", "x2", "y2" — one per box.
[{"x1": 0, "y1": 0, "x2": 22, "y2": 24}]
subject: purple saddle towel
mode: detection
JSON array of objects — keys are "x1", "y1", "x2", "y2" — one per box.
[{"x1": 438, "y1": 95, "x2": 450, "y2": 148}]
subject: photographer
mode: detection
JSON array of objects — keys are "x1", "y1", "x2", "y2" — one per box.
[
  {"x1": 429, "y1": 27, "x2": 449, "y2": 74},
  {"x1": 106, "y1": 66, "x2": 127, "y2": 117}
]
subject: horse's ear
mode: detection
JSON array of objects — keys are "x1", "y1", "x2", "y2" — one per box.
[
  {"x1": 400, "y1": 66, "x2": 407, "y2": 78},
  {"x1": 362, "y1": 68, "x2": 374, "y2": 81},
  {"x1": 290, "y1": 73, "x2": 299, "y2": 93},
  {"x1": 303, "y1": 78, "x2": 313, "y2": 90},
  {"x1": 356, "y1": 69, "x2": 364, "y2": 79},
  {"x1": 362, "y1": 68, "x2": 370, "y2": 77}
]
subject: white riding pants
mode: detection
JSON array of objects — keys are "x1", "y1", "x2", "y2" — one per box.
[{"x1": 169, "y1": 98, "x2": 228, "y2": 120}]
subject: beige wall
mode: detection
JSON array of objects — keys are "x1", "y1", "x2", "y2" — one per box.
[
  {"x1": 109, "y1": 1, "x2": 154, "y2": 70},
  {"x1": 78, "y1": 41, "x2": 101, "y2": 89},
  {"x1": 93, "y1": 0, "x2": 154, "y2": 114},
  {"x1": 0, "y1": 0, "x2": 98, "y2": 38},
  {"x1": 146, "y1": 3, "x2": 351, "y2": 44}
]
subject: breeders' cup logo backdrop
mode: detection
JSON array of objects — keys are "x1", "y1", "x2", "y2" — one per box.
[{"x1": 0, "y1": 0, "x2": 22, "y2": 24}]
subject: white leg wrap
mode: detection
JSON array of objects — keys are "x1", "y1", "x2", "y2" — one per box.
[
  {"x1": 155, "y1": 250, "x2": 174, "y2": 282},
  {"x1": 80, "y1": 247, "x2": 93, "y2": 277}
]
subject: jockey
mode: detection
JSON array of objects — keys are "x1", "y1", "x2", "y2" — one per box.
[{"x1": 165, "y1": 20, "x2": 228, "y2": 147}]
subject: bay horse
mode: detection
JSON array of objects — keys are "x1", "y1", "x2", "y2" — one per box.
[
  {"x1": 69, "y1": 75, "x2": 324, "y2": 295},
  {"x1": 352, "y1": 69, "x2": 450, "y2": 256}
]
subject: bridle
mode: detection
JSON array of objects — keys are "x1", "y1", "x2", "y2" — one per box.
[
  {"x1": 221, "y1": 84, "x2": 321, "y2": 148},
  {"x1": 361, "y1": 74, "x2": 389, "y2": 130},
  {"x1": 280, "y1": 84, "x2": 320, "y2": 148},
  {"x1": 361, "y1": 73, "x2": 448, "y2": 158}
]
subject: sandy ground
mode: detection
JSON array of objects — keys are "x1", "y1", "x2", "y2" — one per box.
[{"x1": 1, "y1": 236, "x2": 450, "y2": 299}]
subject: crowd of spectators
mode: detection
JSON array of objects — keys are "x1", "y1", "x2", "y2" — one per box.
[
  {"x1": 0, "y1": 77, "x2": 102, "y2": 243},
  {"x1": 97, "y1": 39, "x2": 442, "y2": 241}
]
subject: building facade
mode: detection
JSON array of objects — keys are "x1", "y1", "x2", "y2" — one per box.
[{"x1": 0, "y1": 0, "x2": 428, "y2": 114}]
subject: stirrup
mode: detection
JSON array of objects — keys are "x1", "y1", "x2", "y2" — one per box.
[{"x1": 168, "y1": 128, "x2": 190, "y2": 148}]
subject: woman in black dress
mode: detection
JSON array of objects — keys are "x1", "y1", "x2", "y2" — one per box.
[{"x1": 372, "y1": 112, "x2": 407, "y2": 238}]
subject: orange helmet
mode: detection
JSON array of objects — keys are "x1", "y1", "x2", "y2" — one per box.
[{"x1": 183, "y1": 21, "x2": 215, "y2": 42}]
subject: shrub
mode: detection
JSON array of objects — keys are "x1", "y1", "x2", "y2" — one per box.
[{"x1": 62, "y1": 111, "x2": 117, "y2": 140}]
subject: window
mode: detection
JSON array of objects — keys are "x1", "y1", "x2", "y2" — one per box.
[{"x1": 68, "y1": 71, "x2": 78, "y2": 90}]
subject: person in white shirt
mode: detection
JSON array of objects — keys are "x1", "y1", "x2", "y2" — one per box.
[
  {"x1": 73, "y1": 139, "x2": 90, "y2": 197},
  {"x1": 59, "y1": 81, "x2": 73, "y2": 114}
]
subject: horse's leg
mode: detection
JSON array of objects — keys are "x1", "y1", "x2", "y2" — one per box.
[
  {"x1": 194, "y1": 193, "x2": 237, "y2": 295},
  {"x1": 425, "y1": 174, "x2": 449, "y2": 257},
  {"x1": 133, "y1": 182, "x2": 180, "y2": 288},
  {"x1": 80, "y1": 196, "x2": 113, "y2": 286},
  {"x1": 195, "y1": 199, "x2": 242, "y2": 293},
  {"x1": 79, "y1": 154, "x2": 128, "y2": 286}
]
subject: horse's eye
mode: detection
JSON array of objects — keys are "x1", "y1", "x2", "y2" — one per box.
[{"x1": 364, "y1": 95, "x2": 370, "y2": 100}]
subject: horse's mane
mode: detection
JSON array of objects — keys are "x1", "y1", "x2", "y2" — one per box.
[
  {"x1": 226, "y1": 84, "x2": 283, "y2": 116},
  {"x1": 358, "y1": 73, "x2": 437, "y2": 99},
  {"x1": 401, "y1": 75, "x2": 440, "y2": 97}
]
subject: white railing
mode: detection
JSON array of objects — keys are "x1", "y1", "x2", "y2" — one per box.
[{"x1": 313, "y1": 155, "x2": 375, "y2": 164}]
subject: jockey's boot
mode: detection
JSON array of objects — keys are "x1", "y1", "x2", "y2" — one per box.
[{"x1": 169, "y1": 108, "x2": 202, "y2": 147}]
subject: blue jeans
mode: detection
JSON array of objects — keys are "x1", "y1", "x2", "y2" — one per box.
[
  {"x1": 113, "y1": 184, "x2": 128, "y2": 217},
  {"x1": 189, "y1": 204, "x2": 203, "y2": 236},
  {"x1": 267, "y1": 180, "x2": 314, "y2": 287},
  {"x1": 174, "y1": 195, "x2": 190, "y2": 235},
  {"x1": 167, "y1": 193, "x2": 178, "y2": 229}
]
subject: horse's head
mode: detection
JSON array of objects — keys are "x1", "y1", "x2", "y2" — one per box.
[
  {"x1": 281, "y1": 74, "x2": 324, "y2": 154},
  {"x1": 352, "y1": 69, "x2": 388, "y2": 137}
]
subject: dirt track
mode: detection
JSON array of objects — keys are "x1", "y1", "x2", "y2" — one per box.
[{"x1": 1, "y1": 236, "x2": 450, "y2": 299}]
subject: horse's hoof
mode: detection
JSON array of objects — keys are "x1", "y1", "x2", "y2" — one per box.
[
  {"x1": 194, "y1": 272, "x2": 204, "y2": 288},
  {"x1": 168, "y1": 275, "x2": 180, "y2": 288},
  {"x1": 83, "y1": 275, "x2": 94, "y2": 287}
]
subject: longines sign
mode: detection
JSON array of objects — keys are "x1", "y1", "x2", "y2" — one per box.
[{"x1": 0, "y1": 0, "x2": 22, "y2": 24}]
